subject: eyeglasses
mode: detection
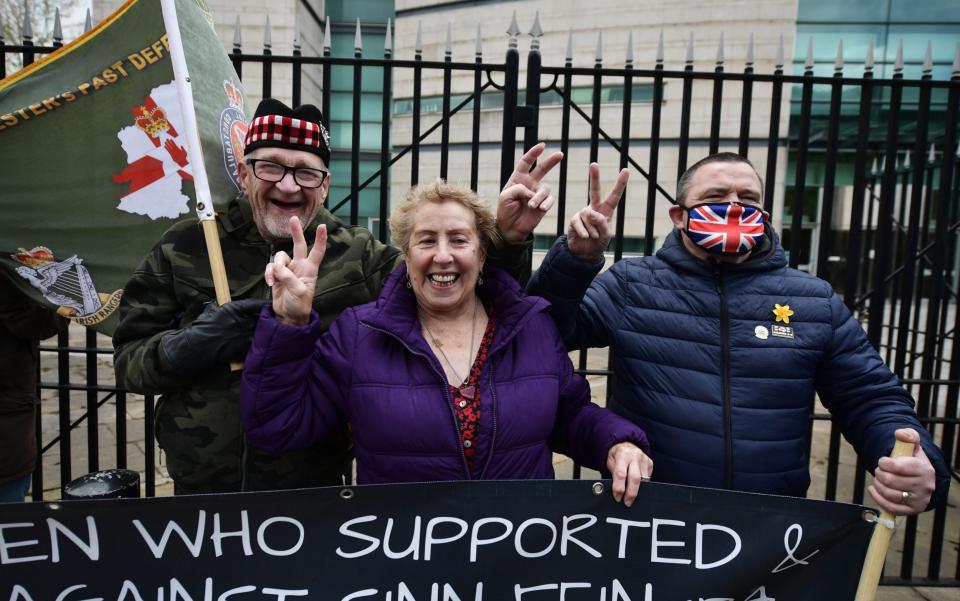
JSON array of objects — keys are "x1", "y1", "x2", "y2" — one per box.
[{"x1": 246, "y1": 158, "x2": 329, "y2": 189}]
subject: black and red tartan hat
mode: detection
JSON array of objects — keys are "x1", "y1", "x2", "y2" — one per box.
[{"x1": 243, "y1": 98, "x2": 331, "y2": 164}]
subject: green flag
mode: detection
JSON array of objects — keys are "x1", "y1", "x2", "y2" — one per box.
[{"x1": 0, "y1": 0, "x2": 249, "y2": 333}]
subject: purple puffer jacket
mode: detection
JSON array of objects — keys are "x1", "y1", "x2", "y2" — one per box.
[{"x1": 241, "y1": 264, "x2": 648, "y2": 484}]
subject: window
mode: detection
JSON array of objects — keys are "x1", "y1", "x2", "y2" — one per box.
[
  {"x1": 797, "y1": 0, "x2": 889, "y2": 22},
  {"x1": 327, "y1": 158, "x2": 386, "y2": 220},
  {"x1": 890, "y1": 0, "x2": 957, "y2": 22},
  {"x1": 783, "y1": 187, "x2": 821, "y2": 224}
]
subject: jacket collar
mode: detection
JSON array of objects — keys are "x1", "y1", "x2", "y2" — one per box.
[
  {"x1": 657, "y1": 224, "x2": 787, "y2": 276},
  {"x1": 361, "y1": 262, "x2": 549, "y2": 356}
]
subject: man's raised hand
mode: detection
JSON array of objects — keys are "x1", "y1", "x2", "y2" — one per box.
[
  {"x1": 265, "y1": 216, "x2": 327, "y2": 326},
  {"x1": 497, "y1": 142, "x2": 564, "y2": 243},
  {"x1": 567, "y1": 163, "x2": 630, "y2": 261}
]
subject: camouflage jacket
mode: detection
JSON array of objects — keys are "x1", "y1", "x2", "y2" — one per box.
[
  {"x1": 112, "y1": 198, "x2": 401, "y2": 494},
  {"x1": 113, "y1": 197, "x2": 531, "y2": 494}
]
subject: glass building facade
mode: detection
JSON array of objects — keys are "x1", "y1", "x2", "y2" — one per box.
[
  {"x1": 784, "y1": 0, "x2": 959, "y2": 273},
  {"x1": 325, "y1": 0, "x2": 395, "y2": 238}
]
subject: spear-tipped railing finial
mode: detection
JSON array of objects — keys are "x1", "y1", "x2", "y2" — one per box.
[
  {"x1": 53, "y1": 7, "x2": 62, "y2": 44},
  {"x1": 507, "y1": 11, "x2": 520, "y2": 50},
  {"x1": 656, "y1": 30, "x2": 664, "y2": 65},
  {"x1": 804, "y1": 37, "x2": 814, "y2": 72},
  {"x1": 530, "y1": 11, "x2": 543, "y2": 52},
  {"x1": 776, "y1": 34, "x2": 784, "y2": 70},
  {"x1": 865, "y1": 37, "x2": 875, "y2": 73},
  {"x1": 444, "y1": 22, "x2": 452, "y2": 58},
  {"x1": 324, "y1": 17, "x2": 332, "y2": 53},
  {"x1": 834, "y1": 39, "x2": 844, "y2": 73},
  {"x1": 625, "y1": 31, "x2": 634, "y2": 66},
  {"x1": 354, "y1": 18, "x2": 363, "y2": 54},
  {"x1": 686, "y1": 31, "x2": 694, "y2": 64},
  {"x1": 715, "y1": 31, "x2": 724, "y2": 66},
  {"x1": 565, "y1": 28, "x2": 573, "y2": 63},
  {"x1": 233, "y1": 15, "x2": 242, "y2": 50},
  {"x1": 263, "y1": 15, "x2": 272, "y2": 50},
  {"x1": 746, "y1": 32, "x2": 754, "y2": 67},
  {"x1": 385, "y1": 18, "x2": 393, "y2": 55},
  {"x1": 22, "y1": 3, "x2": 32, "y2": 42},
  {"x1": 893, "y1": 38, "x2": 904, "y2": 74}
]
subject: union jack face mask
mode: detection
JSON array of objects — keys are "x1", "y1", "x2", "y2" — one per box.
[{"x1": 683, "y1": 201, "x2": 766, "y2": 256}]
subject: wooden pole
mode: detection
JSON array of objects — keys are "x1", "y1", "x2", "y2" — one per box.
[
  {"x1": 853, "y1": 439, "x2": 915, "y2": 601},
  {"x1": 202, "y1": 220, "x2": 232, "y2": 306}
]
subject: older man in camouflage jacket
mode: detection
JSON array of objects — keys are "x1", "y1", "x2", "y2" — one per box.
[{"x1": 113, "y1": 98, "x2": 561, "y2": 494}]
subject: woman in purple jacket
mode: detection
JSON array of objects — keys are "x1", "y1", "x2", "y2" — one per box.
[{"x1": 240, "y1": 180, "x2": 652, "y2": 505}]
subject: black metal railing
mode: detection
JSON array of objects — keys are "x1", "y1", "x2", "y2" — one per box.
[{"x1": 6, "y1": 12, "x2": 959, "y2": 587}]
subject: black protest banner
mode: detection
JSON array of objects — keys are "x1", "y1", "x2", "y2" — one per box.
[{"x1": 0, "y1": 480, "x2": 874, "y2": 601}]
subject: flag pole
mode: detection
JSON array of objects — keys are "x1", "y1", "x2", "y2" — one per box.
[
  {"x1": 159, "y1": 0, "x2": 241, "y2": 370},
  {"x1": 158, "y1": 0, "x2": 231, "y2": 306},
  {"x1": 853, "y1": 438, "x2": 915, "y2": 601}
]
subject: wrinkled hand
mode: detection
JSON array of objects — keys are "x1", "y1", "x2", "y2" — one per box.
[
  {"x1": 159, "y1": 298, "x2": 267, "y2": 376},
  {"x1": 606, "y1": 441, "x2": 653, "y2": 508},
  {"x1": 567, "y1": 163, "x2": 630, "y2": 262},
  {"x1": 265, "y1": 216, "x2": 327, "y2": 326},
  {"x1": 497, "y1": 143, "x2": 564, "y2": 243},
  {"x1": 868, "y1": 428, "x2": 936, "y2": 516}
]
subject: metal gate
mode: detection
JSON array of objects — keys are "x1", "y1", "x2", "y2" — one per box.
[{"x1": 5, "y1": 10, "x2": 958, "y2": 586}]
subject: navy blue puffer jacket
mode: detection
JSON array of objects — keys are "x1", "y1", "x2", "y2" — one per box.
[{"x1": 528, "y1": 230, "x2": 949, "y2": 506}]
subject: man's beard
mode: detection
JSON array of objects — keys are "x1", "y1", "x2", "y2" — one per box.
[
  {"x1": 258, "y1": 211, "x2": 297, "y2": 241},
  {"x1": 253, "y1": 202, "x2": 320, "y2": 242}
]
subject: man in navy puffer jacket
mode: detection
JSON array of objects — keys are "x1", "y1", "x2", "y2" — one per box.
[{"x1": 528, "y1": 153, "x2": 949, "y2": 515}]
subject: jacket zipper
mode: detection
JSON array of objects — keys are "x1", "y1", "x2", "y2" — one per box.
[
  {"x1": 714, "y1": 268, "x2": 733, "y2": 489},
  {"x1": 477, "y1": 359, "x2": 498, "y2": 480},
  {"x1": 360, "y1": 322, "x2": 473, "y2": 479}
]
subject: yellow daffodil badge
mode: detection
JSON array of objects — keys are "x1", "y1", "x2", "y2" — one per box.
[
  {"x1": 770, "y1": 304, "x2": 795, "y2": 339},
  {"x1": 773, "y1": 304, "x2": 794, "y2": 324}
]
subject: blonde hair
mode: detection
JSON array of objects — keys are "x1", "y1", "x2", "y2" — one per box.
[{"x1": 390, "y1": 179, "x2": 500, "y2": 253}]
